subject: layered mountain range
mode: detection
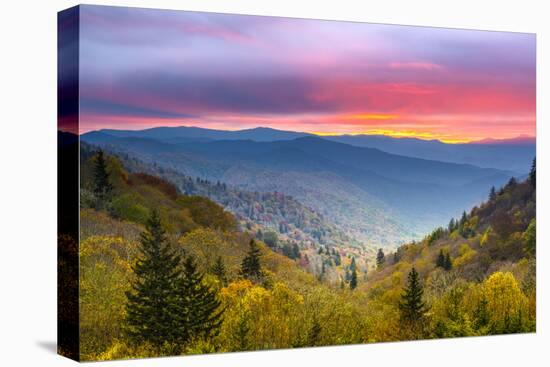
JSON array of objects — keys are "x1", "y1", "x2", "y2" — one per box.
[{"x1": 81, "y1": 126, "x2": 533, "y2": 247}]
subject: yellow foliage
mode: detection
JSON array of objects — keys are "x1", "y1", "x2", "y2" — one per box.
[
  {"x1": 453, "y1": 243, "x2": 477, "y2": 268},
  {"x1": 482, "y1": 272, "x2": 528, "y2": 326},
  {"x1": 449, "y1": 230, "x2": 460, "y2": 241},
  {"x1": 218, "y1": 281, "x2": 305, "y2": 350},
  {"x1": 178, "y1": 228, "x2": 235, "y2": 272},
  {"x1": 79, "y1": 236, "x2": 138, "y2": 359}
]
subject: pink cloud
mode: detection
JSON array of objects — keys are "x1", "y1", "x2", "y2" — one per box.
[{"x1": 389, "y1": 62, "x2": 443, "y2": 71}]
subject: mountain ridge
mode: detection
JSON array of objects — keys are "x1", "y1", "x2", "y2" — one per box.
[{"x1": 82, "y1": 126, "x2": 534, "y2": 172}]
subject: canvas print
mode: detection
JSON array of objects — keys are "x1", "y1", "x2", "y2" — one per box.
[{"x1": 58, "y1": 4, "x2": 536, "y2": 362}]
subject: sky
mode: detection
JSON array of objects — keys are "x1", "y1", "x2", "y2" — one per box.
[{"x1": 74, "y1": 5, "x2": 536, "y2": 143}]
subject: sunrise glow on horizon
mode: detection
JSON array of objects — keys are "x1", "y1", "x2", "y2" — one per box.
[{"x1": 67, "y1": 5, "x2": 536, "y2": 143}]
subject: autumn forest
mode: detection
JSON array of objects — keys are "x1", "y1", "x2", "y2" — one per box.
[{"x1": 66, "y1": 143, "x2": 536, "y2": 361}]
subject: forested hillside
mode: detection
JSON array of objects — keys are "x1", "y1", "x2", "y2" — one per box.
[
  {"x1": 82, "y1": 143, "x2": 361, "y2": 256},
  {"x1": 75, "y1": 148, "x2": 535, "y2": 361},
  {"x1": 364, "y1": 171, "x2": 536, "y2": 338}
]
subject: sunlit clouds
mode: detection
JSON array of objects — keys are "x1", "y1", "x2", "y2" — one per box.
[{"x1": 77, "y1": 5, "x2": 536, "y2": 142}]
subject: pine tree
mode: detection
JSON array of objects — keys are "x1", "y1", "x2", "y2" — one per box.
[
  {"x1": 399, "y1": 267, "x2": 427, "y2": 324},
  {"x1": 443, "y1": 252, "x2": 453, "y2": 271},
  {"x1": 473, "y1": 295, "x2": 489, "y2": 330},
  {"x1": 376, "y1": 249, "x2": 385, "y2": 268},
  {"x1": 292, "y1": 243, "x2": 300, "y2": 259},
  {"x1": 211, "y1": 255, "x2": 228, "y2": 286},
  {"x1": 350, "y1": 257, "x2": 357, "y2": 272},
  {"x1": 349, "y1": 267, "x2": 358, "y2": 290},
  {"x1": 92, "y1": 150, "x2": 113, "y2": 202},
  {"x1": 236, "y1": 312, "x2": 251, "y2": 351},
  {"x1": 179, "y1": 255, "x2": 224, "y2": 340},
  {"x1": 489, "y1": 186, "x2": 497, "y2": 201},
  {"x1": 529, "y1": 157, "x2": 536, "y2": 188},
  {"x1": 334, "y1": 252, "x2": 341, "y2": 266},
  {"x1": 448, "y1": 218, "x2": 456, "y2": 233},
  {"x1": 459, "y1": 211, "x2": 468, "y2": 227},
  {"x1": 125, "y1": 210, "x2": 183, "y2": 350},
  {"x1": 459, "y1": 211, "x2": 469, "y2": 237},
  {"x1": 436, "y1": 249, "x2": 446, "y2": 268},
  {"x1": 240, "y1": 239, "x2": 263, "y2": 282}
]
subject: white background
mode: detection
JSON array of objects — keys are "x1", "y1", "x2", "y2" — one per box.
[{"x1": 1, "y1": 0, "x2": 548, "y2": 365}]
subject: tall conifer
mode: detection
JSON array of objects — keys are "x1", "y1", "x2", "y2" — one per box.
[
  {"x1": 436, "y1": 249, "x2": 446, "y2": 268},
  {"x1": 211, "y1": 255, "x2": 228, "y2": 286},
  {"x1": 240, "y1": 239, "x2": 263, "y2": 282},
  {"x1": 376, "y1": 249, "x2": 385, "y2": 268},
  {"x1": 444, "y1": 253, "x2": 453, "y2": 271},
  {"x1": 92, "y1": 150, "x2": 113, "y2": 201},
  {"x1": 349, "y1": 267, "x2": 358, "y2": 290},
  {"x1": 178, "y1": 256, "x2": 224, "y2": 340},
  {"x1": 125, "y1": 210, "x2": 183, "y2": 350},
  {"x1": 399, "y1": 267, "x2": 427, "y2": 324}
]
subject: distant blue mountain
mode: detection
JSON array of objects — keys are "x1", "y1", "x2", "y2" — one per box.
[
  {"x1": 98, "y1": 126, "x2": 311, "y2": 142},
  {"x1": 81, "y1": 128, "x2": 518, "y2": 246},
  {"x1": 325, "y1": 134, "x2": 535, "y2": 173},
  {"x1": 85, "y1": 126, "x2": 534, "y2": 172}
]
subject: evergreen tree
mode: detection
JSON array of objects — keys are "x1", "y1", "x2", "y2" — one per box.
[
  {"x1": 292, "y1": 243, "x2": 301, "y2": 259},
  {"x1": 473, "y1": 295, "x2": 490, "y2": 331},
  {"x1": 399, "y1": 267, "x2": 427, "y2": 324},
  {"x1": 350, "y1": 257, "x2": 357, "y2": 272},
  {"x1": 489, "y1": 186, "x2": 497, "y2": 201},
  {"x1": 211, "y1": 255, "x2": 228, "y2": 286},
  {"x1": 529, "y1": 157, "x2": 536, "y2": 188},
  {"x1": 448, "y1": 218, "x2": 456, "y2": 233},
  {"x1": 334, "y1": 252, "x2": 341, "y2": 266},
  {"x1": 436, "y1": 249, "x2": 446, "y2": 268},
  {"x1": 459, "y1": 211, "x2": 470, "y2": 238},
  {"x1": 125, "y1": 210, "x2": 183, "y2": 350},
  {"x1": 240, "y1": 239, "x2": 263, "y2": 282},
  {"x1": 349, "y1": 267, "x2": 358, "y2": 290},
  {"x1": 236, "y1": 312, "x2": 251, "y2": 351},
  {"x1": 179, "y1": 255, "x2": 224, "y2": 340},
  {"x1": 92, "y1": 150, "x2": 113, "y2": 202},
  {"x1": 376, "y1": 249, "x2": 385, "y2": 268},
  {"x1": 443, "y1": 252, "x2": 453, "y2": 271},
  {"x1": 459, "y1": 211, "x2": 468, "y2": 227}
]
